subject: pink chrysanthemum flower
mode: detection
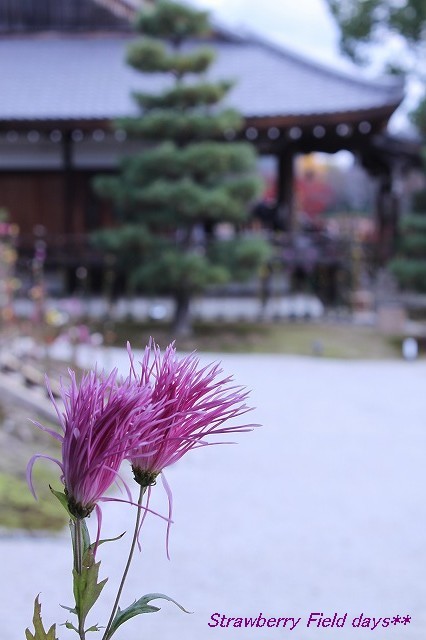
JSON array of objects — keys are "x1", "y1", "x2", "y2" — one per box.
[
  {"x1": 27, "y1": 367, "x2": 158, "y2": 520},
  {"x1": 129, "y1": 340, "x2": 254, "y2": 483},
  {"x1": 127, "y1": 340, "x2": 256, "y2": 553}
]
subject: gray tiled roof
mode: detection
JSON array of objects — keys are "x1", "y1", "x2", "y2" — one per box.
[{"x1": 0, "y1": 33, "x2": 404, "y2": 122}]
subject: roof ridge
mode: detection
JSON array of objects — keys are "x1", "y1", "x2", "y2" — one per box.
[{"x1": 91, "y1": 0, "x2": 143, "y2": 19}]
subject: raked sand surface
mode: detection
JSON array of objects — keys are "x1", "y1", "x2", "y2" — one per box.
[{"x1": 2, "y1": 348, "x2": 426, "y2": 639}]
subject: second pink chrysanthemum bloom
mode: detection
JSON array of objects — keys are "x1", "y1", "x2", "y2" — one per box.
[
  {"x1": 128, "y1": 339, "x2": 256, "y2": 486},
  {"x1": 126, "y1": 340, "x2": 256, "y2": 555}
]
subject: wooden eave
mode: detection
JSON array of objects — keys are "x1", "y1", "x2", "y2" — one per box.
[
  {"x1": 0, "y1": 118, "x2": 112, "y2": 133},
  {"x1": 245, "y1": 102, "x2": 402, "y2": 131},
  {"x1": 0, "y1": 99, "x2": 401, "y2": 134}
]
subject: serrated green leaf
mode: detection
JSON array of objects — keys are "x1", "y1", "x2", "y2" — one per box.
[
  {"x1": 73, "y1": 547, "x2": 108, "y2": 630},
  {"x1": 105, "y1": 593, "x2": 190, "y2": 639},
  {"x1": 25, "y1": 596, "x2": 57, "y2": 640},
  {"x1": 62, "y1": 621, "x2": 78, "y2": 632},
  {"x1": 86, "y1": 625, "x2": 102, "y2": 632}
]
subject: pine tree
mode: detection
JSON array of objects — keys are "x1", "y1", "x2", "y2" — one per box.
[
  {"x1": 325, "y1": 0, "x2": 426, "y2": 140},
  {"x1": 389, "y1": 212, "x2": 426, "y2": 292},
  {"x1": 94, "y1": 0, "x2": 269, "y2": 335}
]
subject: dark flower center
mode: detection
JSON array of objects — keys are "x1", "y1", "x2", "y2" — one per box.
[
  {"x1": 66, "y1": 494, "x2": 95, "y2": 519},
  {"x1": 132, "y1": 466, "x2": 158, "y2": 488}
]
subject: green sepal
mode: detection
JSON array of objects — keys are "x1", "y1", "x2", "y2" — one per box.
[
  {"x1": 25, "y1": 596, "x2": 57, "y2": 640},
  {"x1": 61, "y1": 611, "x2": 102, "y2": 633},
  {"x1": 72, "y1": 548, "x2": 108, "y2": 631},
  {"x1": 105, "y1": 593, "x2": 190, "y2": 639},
  {"x1": 49, "y1": 486, "x2": 73, "y2": 519},
  {"x1": 85, "y1": 625, "x2": 102, "y2": 632}
]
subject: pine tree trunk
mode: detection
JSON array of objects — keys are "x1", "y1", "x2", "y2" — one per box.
[{"x1": 172, "y1": 291, "x2": 192, "y2": 337}]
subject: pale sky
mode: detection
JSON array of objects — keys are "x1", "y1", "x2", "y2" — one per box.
[
  {"x1": 191, "y1": 0, "x2": 350, "y2": 70},
  {"x1": 190, "y1": 0, "x2": 418, "y2": 131}
]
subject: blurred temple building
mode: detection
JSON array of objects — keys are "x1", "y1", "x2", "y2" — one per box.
[{"x1": 0, "y1": 0, "x2": 422, "y2": 291}]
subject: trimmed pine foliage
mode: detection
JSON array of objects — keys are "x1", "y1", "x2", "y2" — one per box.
[
  {"x1": 389, "y1": 213, "x2": 426, "y2": 291},
  {"x1": 94, "y1": 0, "x2": 269, "y2": 334}
]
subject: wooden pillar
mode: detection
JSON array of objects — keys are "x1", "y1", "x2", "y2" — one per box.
[
  {"x1": 276, "y1": 148, "x2": 294, "y2": 231},
  {"x1": 375, "y1": 172, "x2": 399, "y2": 265},
  {"x1": 62, "y1": 130, "x2": 74, "y2": 236}
]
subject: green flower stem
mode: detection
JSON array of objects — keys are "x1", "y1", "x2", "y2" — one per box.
[
  {"x1": 75, "y1": 517, "x2": 83, "y2": 575},
  {"x1": 75, "y1": 517, "x2": 86, "y2": 640},
  {"x1": 102, "y1": 485, "x2": 146, "y2": 640}
]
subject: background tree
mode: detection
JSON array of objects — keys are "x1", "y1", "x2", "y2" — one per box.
[
  {"x1": 326, "y1": 0, "x2": 426, "y2": 294},
  {"x1": 388, "y1": 183, "x2": 426, "y2": 291},
  {"x1": 389, "y1": 212, "x2": 426, "y2": 292},
  {"x1": 325, "y1": 0, "x2": 426, "y2": 136},
  {"x1": 94, "y1": 0, "x2": 269, "y2": 335}
]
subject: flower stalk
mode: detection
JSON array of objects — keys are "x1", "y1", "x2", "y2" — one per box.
[
  {"x1": 74, "y1": 518, "x2": 84, "y2": 577},
  {"x1": 102, "y1": 484, "x2": 146, "y2": 640},
  {"x1": 25, "y1": 339, "x2": 258, "y2": 640}
]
